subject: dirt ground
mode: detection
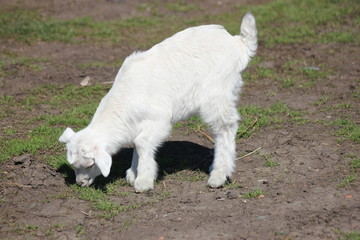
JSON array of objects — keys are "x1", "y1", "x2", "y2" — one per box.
[{"x1": 1, "y1": 0, "x2": 359, "y2": 239}]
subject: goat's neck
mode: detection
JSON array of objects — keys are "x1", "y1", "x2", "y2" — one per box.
[{"x1": 85, "y1": 121, "x2": 130, "y2": 155}]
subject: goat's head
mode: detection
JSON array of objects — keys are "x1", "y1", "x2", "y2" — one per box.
[{"x1": 59, "y1": 127, "x2": 112, "y2": 187}]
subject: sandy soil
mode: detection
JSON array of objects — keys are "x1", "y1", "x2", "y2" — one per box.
[{"x1": 0, "y1": 0, "x2": 359, "y2": 239}]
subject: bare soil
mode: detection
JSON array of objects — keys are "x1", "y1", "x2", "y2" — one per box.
[{"x1": 1, "y1": 0, "x2": 359, "y2": 239}]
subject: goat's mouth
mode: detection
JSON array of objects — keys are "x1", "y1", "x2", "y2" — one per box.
[{"x1": 77, "y1": 178, "x2": 94, "y2": 187}]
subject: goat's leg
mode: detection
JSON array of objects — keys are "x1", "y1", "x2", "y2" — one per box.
[
  {"x1": 207, "y1": 122, "x2": 238, "y2": 188},
  {"x1": 126, "y1": 148, "x2": 138, "y2": 186},
  {"x1": 133, "y1": 120, "x2": 171, "y2": 192},
  {"x1": 202, "y1": 105, "x2": 239, "y2": 188}
]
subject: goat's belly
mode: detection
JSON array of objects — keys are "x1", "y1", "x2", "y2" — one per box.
[{"x1": 170, "y1": 99, "x2": 199, "y2": 124}]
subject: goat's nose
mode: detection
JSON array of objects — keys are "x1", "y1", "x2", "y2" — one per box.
[{"x1": 77, "y1": 178, "x2": 90, "y2": 187}]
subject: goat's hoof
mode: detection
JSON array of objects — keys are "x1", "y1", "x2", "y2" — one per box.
[
  {"x1": 134, "y1": 177, "x2": 154, "y2": 192},
  {"x1": 207, "y1": 171, "x2": 227, "y2": 188},
  {"x1": 126, "y1": 168, "x2": 136, "y2": 186}
]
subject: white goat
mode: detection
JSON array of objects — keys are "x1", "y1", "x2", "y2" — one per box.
[{"x1": 59, "y1": 13, "x2": 257, "y2": 192}]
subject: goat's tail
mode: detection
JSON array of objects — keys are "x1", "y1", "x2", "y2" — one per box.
[{"x1": 240, "y1": 13, "x2": 257, "y2": 57}]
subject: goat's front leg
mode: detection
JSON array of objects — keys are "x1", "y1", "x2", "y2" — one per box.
[
  {"x1": 133, "y1": 120, "x2": 171, "y2": 192},
  {"x1": 126, "y1": 148, "x2": 138, "y2": 186},
  {"x1": 133, "y1": 143, "x2": 157, "y2": 192}
]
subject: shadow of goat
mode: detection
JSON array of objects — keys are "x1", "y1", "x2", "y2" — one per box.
[{"x1": 58, "y1": 141, "x2": 213, "y2": 190}]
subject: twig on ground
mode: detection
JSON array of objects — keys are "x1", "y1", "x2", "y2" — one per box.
[
  {"x1": 4, "y1": 182, "x2": 32, "y2": 188},
  {"x1": 195, "y1": 129, "x2": 215, "y2": 143},
  {"x1": 236, "y1": 147, "x2": 262, "y2": 160},
  {"x1": 81, "y1": 210, "x2": 92, "y2": 216},
  {"x1": 101, "y1": 81, "x2": 114, "y2": 85},
  {"x1": 236, "y1": 118, "x2": 258, "y2": 139}
]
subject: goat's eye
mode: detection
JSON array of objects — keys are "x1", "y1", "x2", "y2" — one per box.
[{"x1": 86, "y1": 163, "x2": 95, "y2": 169}]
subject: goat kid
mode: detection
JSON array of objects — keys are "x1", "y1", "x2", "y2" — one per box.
[{"x1": 59, "y1": 13, "x2": 257, "y2": 192}]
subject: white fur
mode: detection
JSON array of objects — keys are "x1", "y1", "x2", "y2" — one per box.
[{"x1": 59, "y1": 13, "x2": 257, "y2": 192}]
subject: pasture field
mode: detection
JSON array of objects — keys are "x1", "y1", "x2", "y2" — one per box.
[{"x1": 0, "y1": 0, "x2": 359, "y2": 239}]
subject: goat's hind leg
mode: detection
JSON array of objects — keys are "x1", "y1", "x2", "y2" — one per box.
[
  {"x1": 126, "y1": 148, "x2": 138, "y2": 186},
  {"x1": 205, "y1": 109, "x2": 239, "y2": 188}
]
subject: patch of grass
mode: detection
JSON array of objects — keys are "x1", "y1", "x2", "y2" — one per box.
[
  {"x1": 243, "y1": 67, "x2": 277, "y2": 83},
  {"x1": 7, "y1": 224, "x2": 40, "y2": 236},
  {"x1": 47, "y1": 155, "x2": 68, "y2": 170},
  {"x1": 264, "y1": 155, "x2": 280, "y2": 167},
  {"x1": 237, "y1": 0, "x2": 360, "y2": 45},
  {"x1": 73, "y1": 185, "x2": 107, "y2": 202},
  {"x1": 174, "y1": 116, "x2": 206, "y2": 131},
  {"x1": 337, "y1": 102, "x2": 353, "y2": 109},
  {"x1": 104, "y1": 178, "x2": 128, "y2": 195},
  {"x1": 2, "y1": 0, "x2": 357, "y2": 47},
  {"x1": 167, "y1": 170, "x2": 207, "y2": 182},
  {"x1": 72, "y1": 185, "x2": 142, "y2": 219},
  {"x1": 280, "y1": 77, "x2": 296, "y2": 88},
  {"x1": 118, "y1": 16, "x2": 160, "y2": 28},
  {"x1": 3, "y1": 127, "x2": 16, "y2": 135},
  {"x1": 0, "y1": 53, "x2": 49, "y2": 79},
  {"x1": 352, "y1": 90, "x2": 360, "y2": 99},
  {"x1": 344, "y1": 153, "x2": 357, "y2": 159},
  {"x1": 334, "y1": 119, "x2": 360, "y2": 144},
  {"x1": 48, "y1": 84, "x2": 108, "y2": 105},
  {"x1": 0, "y1": 84, "x2": 107, "y2": 164},
  {"x1": 0, "y1": 55, "x2": 48, "y2": 72},
  {"x1": 321, "y1": 31, "x2": 356, "y2": 43},
  {"x1": 313, "y1": 96, "x2": 331, "y2": 106},
  {"x1": 137, "y1": 3, "x2": 152, "y2": 12},
  {"x1": 257, "y1": 67, "x2": 276, "y2": 80},
  {"x1": 24, "y1": 225, "x2": 39, "y2": 231},
  {"x1": 338, "y1": 174, "x2": 357, "y2": 188},
  {"x1": 237, "y1": 102, "x2": 306, "y2": 139},
  {"x1": 248, "y1": 56, "x2": 263, "y2": 67},
  {"x1": 0, "y1": 9, "x2": 157, "y2": 44},
  {"x1": 75, "y1": 224, "x2": 86, "y2": 236},
  {"x1": 281, "y1": 60, "x2": 330, "y2": 89},
  {"x1": 43, "y1": 103, "x2": 98, "y2": 126},
  {"x1": 0, "y1": 10, "x2": 81, "y2": 43},
  {"x1": 166, "y1": 1, "x2": 200, "y2": 12},
  {"x1": 298, "y1": 80, "x2": 315, "y2": 89},
  {"x1": 224, "y1": 181, "x2": 243, "y2": 189},
  {"x1": 42, "y1": 223, "x2": 65, "y2": 236},
  {"x1": 242, "y1": 189, "x2": 264, "y2": 199},
  {"x1": 337, "y1": 155, "x2": 360, "y2": 188},
  {"x1": 72, "y1": 185, "x2": 120, "y2": 218},
  {"x1": 350, "y1": 158, "x2": 360, "y2": 169},
  {"x1": 52, "y1": 224, "x2": 64, "y2": 229},
  {"x1": 0, "y1": 127, "x2": 64, "y2": 163},
  {"x1": 79, "y1": 59, "x2": 123, "y2": 69},
  {"x1": 120, "y1": 219, "x2": 135, "y2": 232},
  {"x1": 302, "y1": 67, "x2": 330, "y2": 80},
  {"x1": 343, "y1": 231, "x2": 360, "y2": 240},
  {"x1": 155, "y1": 191, "x2": 173, "y2": 201}
]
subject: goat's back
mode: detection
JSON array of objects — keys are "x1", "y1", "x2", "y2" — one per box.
[{"x1": 106, "y1": 25, "x2": 249, "y2": 123}]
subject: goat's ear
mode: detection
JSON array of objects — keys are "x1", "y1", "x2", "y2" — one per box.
[
  {"x1": 95, "y1": 147, "x2": 112, "y2": 177},
  {"x1": 59, "y1": 127, "x2": 75, "y2": 143}
]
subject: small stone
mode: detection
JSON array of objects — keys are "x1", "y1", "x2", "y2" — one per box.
[
  {"x1": 226, "y1": 191, "x2": 238, "y2": 199},
  {"x1": 258, "y1": 179, "x2": 269, "y2": 184},
  {"x1": 29, "y1": 203, "x2": 37, "y2": 209},
  {"x1": 80, "y1": 76, "x2": 91, "y2": 87},
  {"x1": 13, "y1": 154, "x2": 33, "y2": 165},
  {"x1": 258, "y1": 194, "x2": 265, "y2": 199}
]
